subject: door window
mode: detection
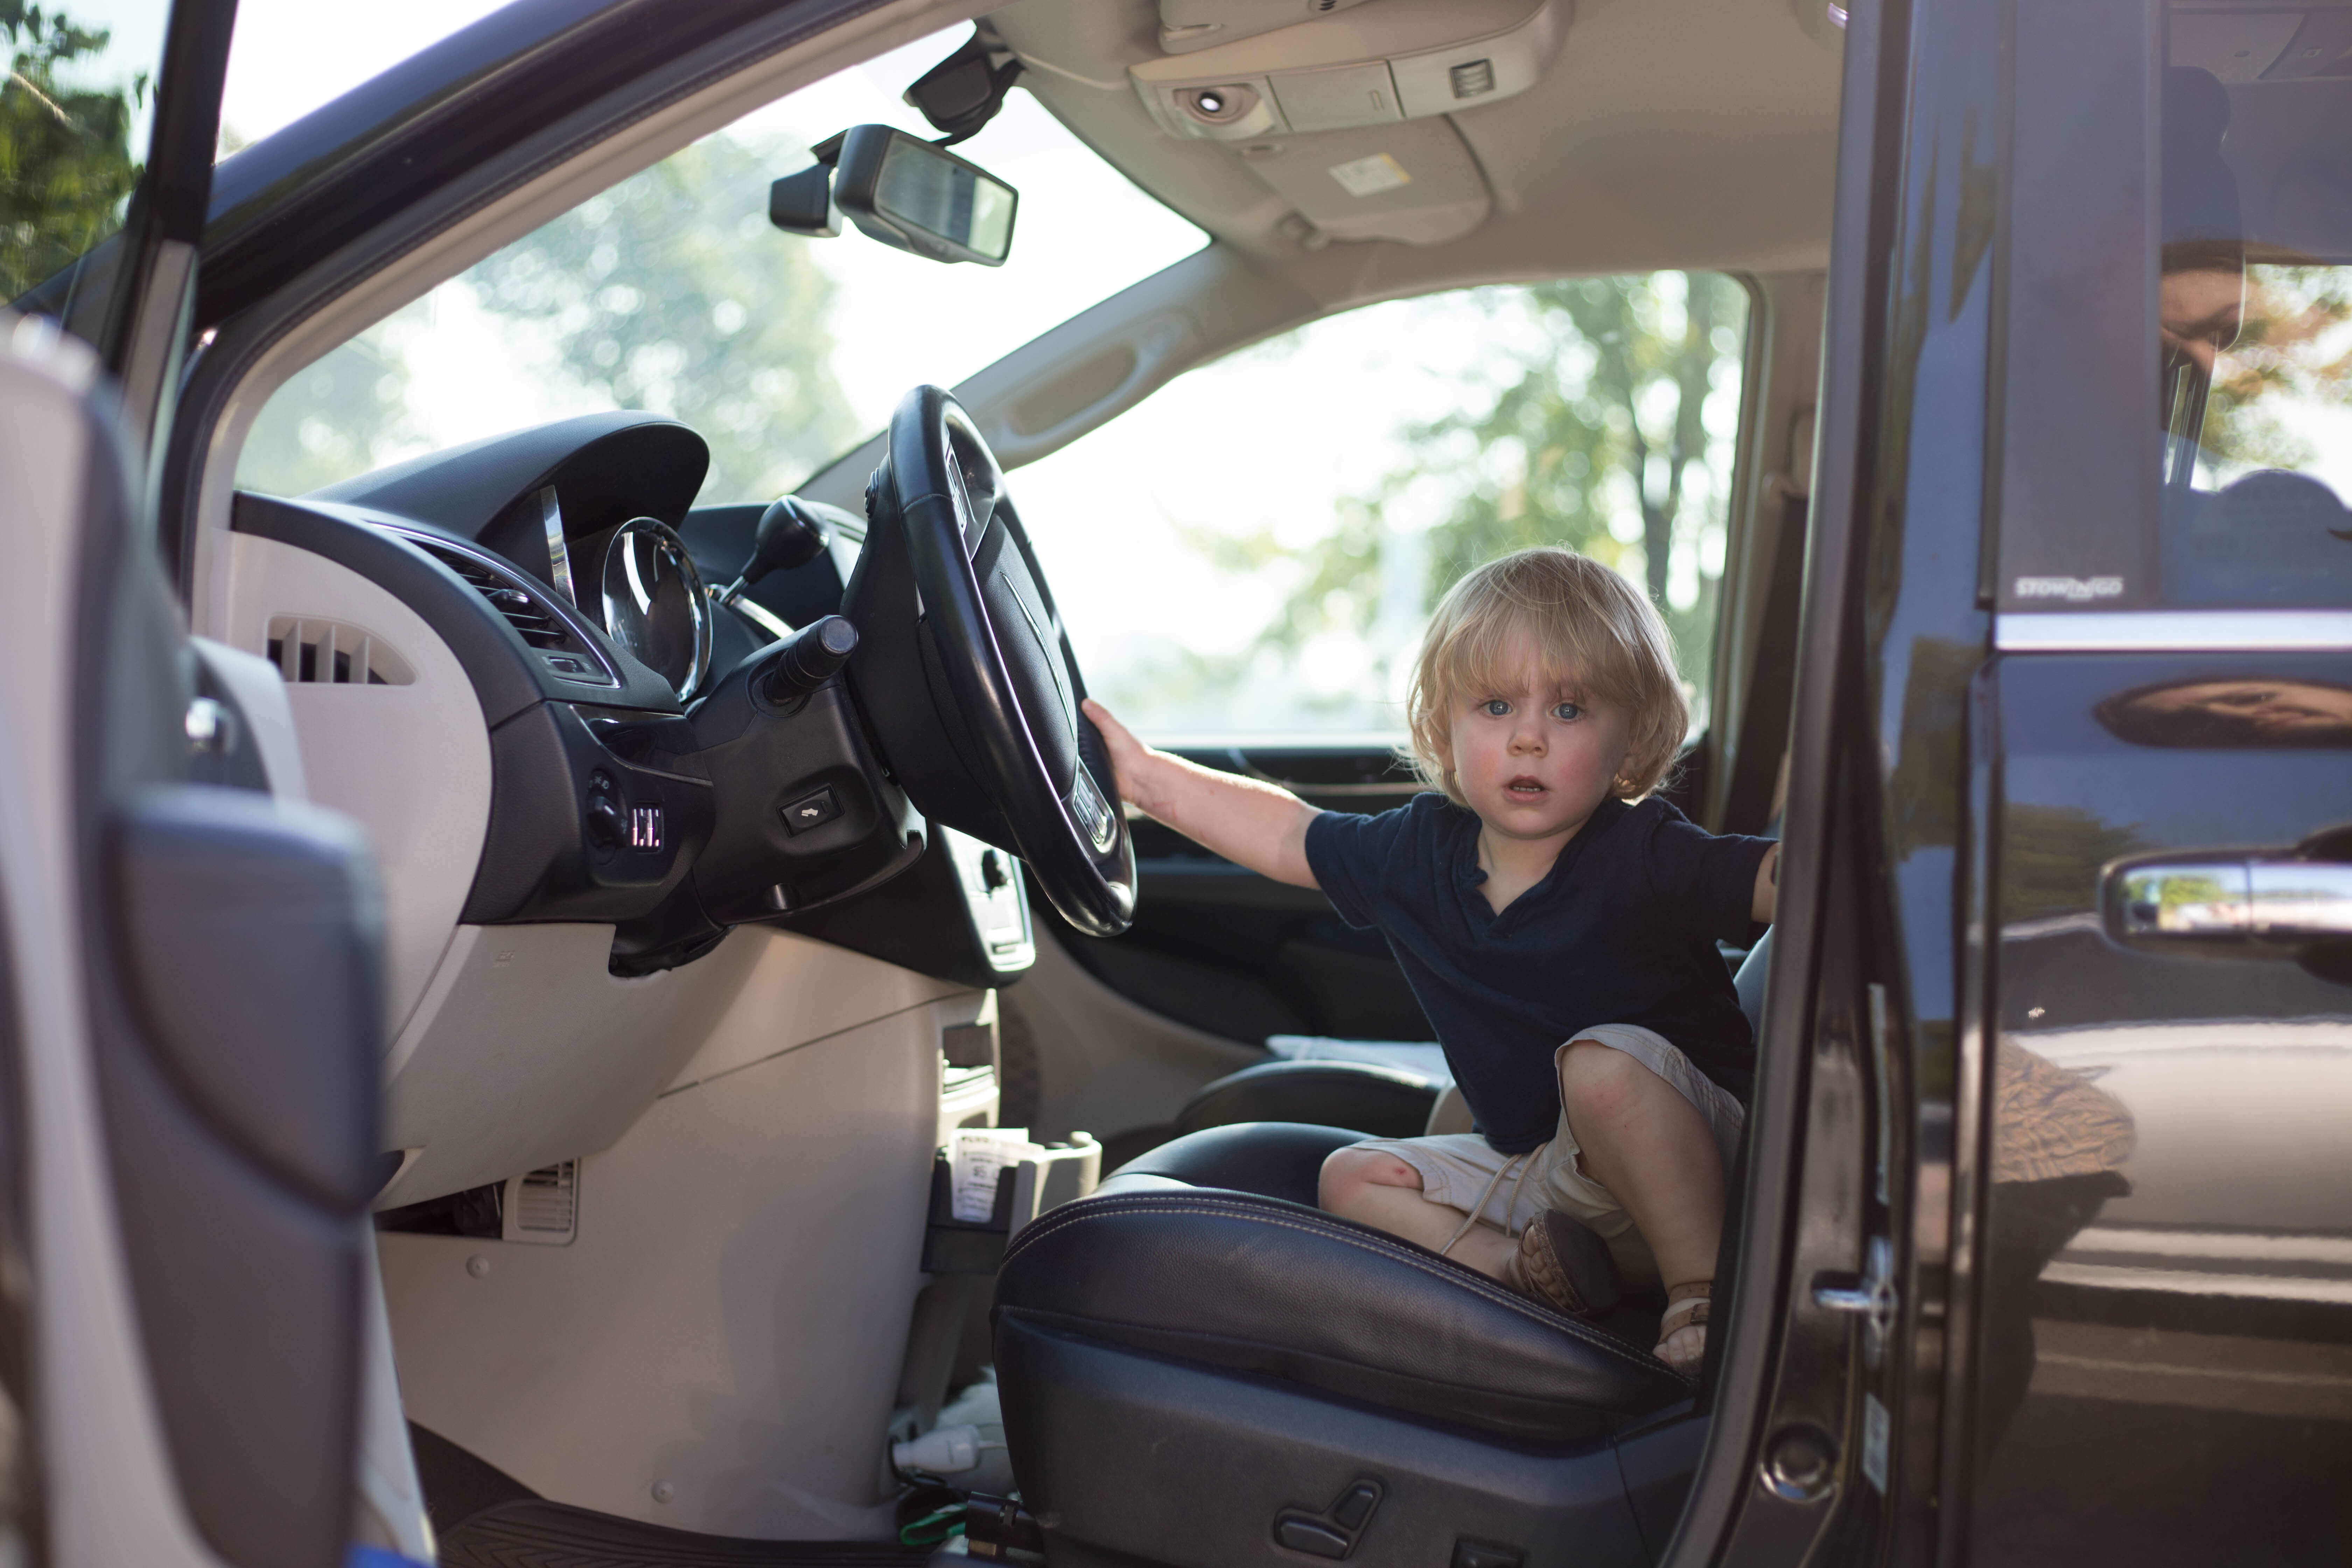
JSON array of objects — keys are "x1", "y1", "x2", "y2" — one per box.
[
  {"x1": 1015, "y1": 274, "x2": 1751, "y2": 740},
  {"x1": 2154, "y1": 45, "x2": 2352, "y2": 607},
  {"x1": 2, "y1": 1, "x2": 173, "y2": 335},
  {"x1": 1997, "y1": 4, "x2": 2352, "y2": 614}
]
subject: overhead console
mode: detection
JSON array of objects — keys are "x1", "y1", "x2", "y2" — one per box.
[
  {"x1": 1132, "y1": 0, "x2": 1568, "y2": 139},
  {"x1": 997, "y1": 0, "x2": 1570, "y2": 248}
]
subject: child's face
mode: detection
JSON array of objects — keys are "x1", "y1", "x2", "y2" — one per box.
[{"x1": 1445, "y1": 636, "x2": 1634, "y2": 842}]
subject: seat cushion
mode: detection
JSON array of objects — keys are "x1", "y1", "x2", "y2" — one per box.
[
  {"x1": 1172, "y1": 1058, "x2": 1440, "y2": 1141},
  {"x1": 1094, "y1": 1121, "x2": 1365, "y2": 1206},
  {"x1": 995, "y1": 1190, "x2": 1692, "y2": 1443}
]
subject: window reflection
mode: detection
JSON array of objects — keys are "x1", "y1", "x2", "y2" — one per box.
[
  {"x1": 2155, "y1": 40, "x2": 2352, "y2": 606},
  {"x1": 2097, "y1": 677, "x2": 2352, "y2": 748}
]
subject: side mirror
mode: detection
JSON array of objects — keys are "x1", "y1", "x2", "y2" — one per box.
[{"x1": 833, "y1": 125, "x2": 1017, "y2": 266}]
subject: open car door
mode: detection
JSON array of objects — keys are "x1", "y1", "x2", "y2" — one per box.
[{"x1": 2, "y1": 5, "x2": 409, "y2": 1565}]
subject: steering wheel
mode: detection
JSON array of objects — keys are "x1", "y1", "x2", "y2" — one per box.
[{"x1": 847, "y1": 385, "x2": 1136, "y2": 937}]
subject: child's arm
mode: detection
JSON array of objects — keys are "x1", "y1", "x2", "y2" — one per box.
[
  {"x1": 1752, "y1": 844, "x2": 1781, "y2": 924},
  {"x1": 1083, "y1": 699, "x2": 1322, "y2": 889}
]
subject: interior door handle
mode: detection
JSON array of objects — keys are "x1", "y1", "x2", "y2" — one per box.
[{"x1": 2108, "y1": 857, "x2": 2352, "y2": 941}]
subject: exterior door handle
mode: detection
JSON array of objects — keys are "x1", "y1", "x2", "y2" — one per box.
[{"x1": 2108, "y1": 856, "x2": 2352, "y2": 941}]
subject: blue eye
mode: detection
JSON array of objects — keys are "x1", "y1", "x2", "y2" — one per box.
[
  {"x1": 1552, "y1": 702, "x2": 1583, "y2": 722},
  {"x1": 1483, "y1": 700, "x2": 1510, "y2": 716}
]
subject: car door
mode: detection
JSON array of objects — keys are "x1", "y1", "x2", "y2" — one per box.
[
  {"x1": 1956, "y1": 2, "x2": 2352, "y2": 1562},
  {"x1": 2, "y1": 5, "x2": 397, "y2": 1565}
]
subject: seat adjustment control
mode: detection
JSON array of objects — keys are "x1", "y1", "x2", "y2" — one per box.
[
  {"x1": 1451, "y1": 1541, "x2": 1524, "y2": 1568},
  {"x1": 1329, "y1": 1483, "x2": 1379, "y2": 1531},
  {"x1": 1274, "y1": 1518, "x2": 1350, "y2": 1559},
  {"x1": 1273, "y1": 1477, "x2": 1382, "y2": 1559}
]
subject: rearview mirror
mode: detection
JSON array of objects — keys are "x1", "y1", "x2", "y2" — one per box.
[{"x1": 831, "y1": 125, "x2": 1017, "y2": 266}]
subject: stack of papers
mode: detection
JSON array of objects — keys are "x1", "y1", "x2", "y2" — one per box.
[{"x1": 948, "y1": 1128, "x2": 1043, "y2": 1223}]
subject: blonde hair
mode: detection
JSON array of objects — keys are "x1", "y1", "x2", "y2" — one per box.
[{"x1": 1405, "y1": 547, "x2": 1689, "y2": 805}]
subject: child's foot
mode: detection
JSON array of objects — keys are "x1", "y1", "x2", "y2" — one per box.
[
  {"x1": 1502, "y1": 1211, "x2": 1619, "y2": 1316},
  {"x1": 1654, "y1": 1284, "x2": 1711, "y2": 1372}
]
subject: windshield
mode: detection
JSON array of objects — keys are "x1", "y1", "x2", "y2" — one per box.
[{"x1": 234, "y1": 27, "x2": 1206, "y2": 503}]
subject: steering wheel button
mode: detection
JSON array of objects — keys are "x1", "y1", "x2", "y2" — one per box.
[{"x1": 780, "y1": 786, "x2": 842, "y2": 835}]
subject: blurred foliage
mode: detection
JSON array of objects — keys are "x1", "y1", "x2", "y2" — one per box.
[
  {"x1": 2, "y1": 2, "x2": 144, "y2": 303},
  {"x1": 467, "y1": 133, "x2": 855, "y2": 502},
  {"x1": 2204, "y1": 265, "x2": 2352, "y2": 472},
  {"x1": 2000, "y1": 805, "x2": 2145, "y2": 926},
  {"x1": 1180, "y1": 274, "x2": 1747, "y2": 723},
  {"x1": 239, "y1": 321, "x2": 422, "y2": 497},
  {"x1": 241, "y1": 133, "x2": 855, "y2": 501}
]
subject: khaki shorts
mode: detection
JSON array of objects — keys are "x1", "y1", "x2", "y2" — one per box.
[{"x1": 1350, "y1": 1024, "x2": 1745, "y2": 1290}]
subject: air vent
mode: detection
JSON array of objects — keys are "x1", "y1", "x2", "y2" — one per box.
[
  {"x1": 501, "y1": 1160, "x2": 579, "y2": 1245},
  {"x1": 265, "y1": 616, "x2": 414, "y2": 686},
  {"x1": 397, "y1": 532, "x2": 618, "y2": 687},
  {"x1": 414, "y1": 541, "x2": 567, "y2": 648}
]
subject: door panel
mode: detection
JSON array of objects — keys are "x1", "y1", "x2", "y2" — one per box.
[
  {"x1": 1970, "y1": 653, "x2": 2352, "y2": 1564},
  {"x1": 1965, "y1": 0, "x2": 2352, "y2": 1559},
  {"x1": 1055, "y1": 743, "x2": 1434, "y2": 1047},
  {"x1": 5, "y1": 3, "x2": 399, "y2": 1560}
]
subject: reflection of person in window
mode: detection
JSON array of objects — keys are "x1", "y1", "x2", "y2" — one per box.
[
  {"x1": 2096, "y1": 678, "x2": 2352, "y2": 749},
  {"x1": 2159, "y1": 68, "x2": 2245, "y2": 487}
]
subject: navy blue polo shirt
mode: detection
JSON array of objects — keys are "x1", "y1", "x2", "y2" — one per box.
[{"x1": 1305, "y1": 792, "x2": 1774, "y2": 1154}]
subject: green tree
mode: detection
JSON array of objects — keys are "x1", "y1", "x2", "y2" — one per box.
[
  {"x1": 466, "y1": 134, "x2": 856, "y2": 502},
  {"x1": 1182, "y1": 275, "x2": 1747, "y2": 721},
  {"x1": 2, "y1": 2, "x2": 145, "y2": 301},
  {"x1": 2000, "y1": 805, "x2": 2145, "y2": 927},
  {"x1": 2202, "y1": 264, "x2": 2352, "y2": 474},
  {"x1": 237, "y1": 318, "x2": 422, "y2": 497}
]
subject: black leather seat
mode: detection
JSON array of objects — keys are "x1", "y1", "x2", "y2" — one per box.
[
  {"x1": 1169, "y1": 1057, "x2": 1441, "y2": 1142},
  {"x1": 989, "y1": 931, "x2": 1775, "y2": 1567}
]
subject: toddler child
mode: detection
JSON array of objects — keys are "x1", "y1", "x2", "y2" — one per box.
[{"x1": 1082, "y1": 547, "x2": 1778, "y2": 1371}]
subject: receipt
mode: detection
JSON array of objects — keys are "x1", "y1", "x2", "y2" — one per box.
[{"x1": 950, "y1": 1128, "x2": 1039, "y2": 1223}]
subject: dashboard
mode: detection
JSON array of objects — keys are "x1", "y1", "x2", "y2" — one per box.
[{"x1": 227, "y1": 411, "x2": 1035, "y2": 999}]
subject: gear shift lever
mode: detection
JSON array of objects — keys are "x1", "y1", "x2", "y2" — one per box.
[{"x1": 717, "y1": 496, "x2": 834, "y2": 607}]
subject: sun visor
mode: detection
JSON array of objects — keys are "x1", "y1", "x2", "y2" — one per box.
[
  {"x1": 1235, "y1": 120, "x2": 1492, "y2": 246},
  {"x1": 1158, "y1": 0, "x2": 1380, "y2": 56},
  {"x1": 1132, "y1": 0, "x2": 1569, "y2": 139}
]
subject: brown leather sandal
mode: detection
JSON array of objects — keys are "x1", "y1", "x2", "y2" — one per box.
[
  {"x1": 1502, "y1": 1210, "x2": 1621, "y2": 1317},
  {"x1": 1654, "y1": 1288, "x2": 1710, "y2": 1372}
]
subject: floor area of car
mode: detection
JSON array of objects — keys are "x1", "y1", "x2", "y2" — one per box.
[
  {"x1": 417, "y1": 1422, "x2": 939, "y2": 1567},
  {"x1": 433, "y1": 1499, "x2": 935, "y2": 1567}
]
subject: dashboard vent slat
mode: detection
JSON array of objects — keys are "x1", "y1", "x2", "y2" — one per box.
[
  {"x1": 265, "y1": 616, "x2": 414, "y2": 686},
  {"x1": 501, "y1": 1160, "x2": 579, "y2": 1245},
  {"x1": 401, "y1": 535, "x2": 619, "y2": 683}
]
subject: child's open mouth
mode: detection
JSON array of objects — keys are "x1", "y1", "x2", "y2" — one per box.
[{"x1": 1505, "y1": 776, "x2": 1547, "y2": 798}]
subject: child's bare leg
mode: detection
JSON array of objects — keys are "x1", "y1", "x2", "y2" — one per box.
[
  {"x1": 1556, "y1": 1040, "x2": 1725, "y2": 1331},
  {"x1": 1318, "y1": 1146, "x2": 1516, "y2": 1280}
]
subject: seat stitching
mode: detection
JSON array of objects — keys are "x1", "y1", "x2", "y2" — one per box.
[{"x1": 1005, "y1": 1196, "x2": 1686, "y2": 1382}]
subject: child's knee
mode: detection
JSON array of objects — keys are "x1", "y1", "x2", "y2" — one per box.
[
  {"x1": 1318, "y1": 1146, "x2": 1423, "y2": 1209},
  {"x1": 1557, "y1": 1039, "x2": 1650, "y2": 1120}
]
